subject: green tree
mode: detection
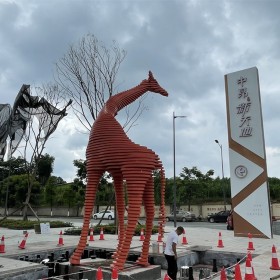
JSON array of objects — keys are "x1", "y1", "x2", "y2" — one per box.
[
  {"x1": 269, "y1": 177, "x2": 280, "y2": 201},
  {"x1": 179, "y1": 166, "x2": 214, "y2": 210},
  {"x1": 44, "y1": 176, "x2": 67, "y2": 206},
  {"x1": 0, "y1": 157, "x2": 29, "y2": 180},
  {"x1": 73, "y1": 159, "x2": 87, "y2": 182},
  {"x1": 0, "y1": 174, "x2": 41, "y2": 208},
  {"x1": 36, "y1": 153, "x2": 55, "y2": 186}
]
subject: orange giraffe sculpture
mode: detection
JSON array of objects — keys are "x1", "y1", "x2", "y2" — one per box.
[{"x1": 70, "y1": 71, "x2": 168, "y2": 270}]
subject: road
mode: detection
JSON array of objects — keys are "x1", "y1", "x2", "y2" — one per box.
[{"x1": 3, "y1": 216, "x2": 229, "y2": 231}]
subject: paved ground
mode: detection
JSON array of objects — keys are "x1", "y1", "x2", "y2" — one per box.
[{"x1": 1, "y1": 221, "x2": 280, "y2": 279}]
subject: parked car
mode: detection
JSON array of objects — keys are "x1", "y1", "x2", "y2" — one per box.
[
  {"x1": 207, "y1": 210, "x2": 231, "y2": 223},
  {"x1": 227, "y1": 210, "x2": 234, "y2": 230},
  {"x1": 166, "y1": 210, "x2": 196, "y2": 222},
  {"x1": 93, "y1": 210, "x2": 115, "y2": 220}
]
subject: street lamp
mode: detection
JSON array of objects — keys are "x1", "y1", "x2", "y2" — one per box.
[
  {"x1": 173, "y1": 112, "x2": 187, "y2": 227},
  {"x1": 215, "y1": 140, "x2": 226, "y2": 210}
]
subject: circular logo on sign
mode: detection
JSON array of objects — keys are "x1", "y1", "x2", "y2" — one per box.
[{"x1": 235, "y1": 165, "x2": 248, "y2": 178}]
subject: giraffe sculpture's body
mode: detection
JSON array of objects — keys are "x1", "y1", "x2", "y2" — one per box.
[{"x1": 70, "y1": 71, "x2": 168, "y2": 270}]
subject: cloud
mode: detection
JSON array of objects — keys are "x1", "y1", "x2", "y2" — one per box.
[{"x1": 1, "y1": 0, "x2": 280, "y2": 183}]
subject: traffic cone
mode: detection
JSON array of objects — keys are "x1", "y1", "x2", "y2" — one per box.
[
  {"x1": 270, "y1": 245, "x2": 280, "y2": 270},
  {"x1": 244, "y1": 257, "x2": 254, "y2": 280},
  {"x1": 18, "y1": 232, "x2": 28, "y2": 249},
  {"x1": 164, "y1": 273, "x2": 171, "y2": 280},
  {"x1": 0, "y1": 235, "x2": 5, "y2": 253},
  {"x1": 157, "y1": 232, "x2": 162, "y2": 242},
  {"x1": 89, "y1": 227, "x2": 94, "y2": 241},
  {"x1": 99, "y1": 227, "x2": 105, "y2": 240},
  {"x1": 57, "y1": 230, "x2": 64, "y2": 246},
  {"x1": 220, "y1": 267, "x2": 227, "y2": 280},
  {"x1": 234, "y1": 263, "x2": 242, "y2": 280},
  {"x1": 111, "y1": 267, "x2": 118, "y2": 280},
  {"x1": 217, "y1": 232, "x2": 224, "y2": 248},
  {"x1": 181, "y1": 229, "x2": 188, "y2": 245},
  {"x1": 140, "y1": 228, "x2": 145, "y2": 241},
  {"x1": 247, "y1": 251, "x2": 252, "y2": 261},
  {"x1": 247, "y1": 233, "x2": 255, "y2": 251},
  {"x1": 96, "y1": 267, "x2": 103, "y2": 280}
]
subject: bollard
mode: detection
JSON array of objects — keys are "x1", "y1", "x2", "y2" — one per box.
[
  {"x1": 65, "y1": 250, "x2": 70, "y2": 261},
  {"x1": 212, "y1": 259, "x2": 218, "y2": 272},
  {"x1": 63, "y1": 264, "x2": 69, "y2": 280},
  {"x1": 189, "y1": 266, "x2": 194, "y2": 280},
  {"x1": 48, "y1": 268, "x2": 54, "y2": 277},
  {"x1": 78, "y1": 269, "x2": 84, "y2": 280}
]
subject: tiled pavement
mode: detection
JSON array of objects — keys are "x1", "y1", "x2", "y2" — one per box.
[{"x1": 1, "y1": 222, "x2": 280, "y2": 279}]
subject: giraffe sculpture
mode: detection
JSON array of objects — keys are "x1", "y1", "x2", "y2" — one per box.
[{"x1": 70, "y1": 71, "x2": 168, "y2": 270}]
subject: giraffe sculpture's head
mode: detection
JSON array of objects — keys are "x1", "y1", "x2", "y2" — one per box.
[{"x1": 146, "y1": 71, "x2": 168, "y2": 97}]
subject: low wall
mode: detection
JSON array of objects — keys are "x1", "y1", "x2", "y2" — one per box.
[{"x1": 2, "y1": 203, "x2": 280, "y2": 219}]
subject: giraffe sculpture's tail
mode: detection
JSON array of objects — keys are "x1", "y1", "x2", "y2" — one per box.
[{"x1": 158, "y1": 166, "x2": 166, "y2": 240}]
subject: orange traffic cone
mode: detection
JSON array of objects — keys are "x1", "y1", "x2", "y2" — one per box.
[
  {"x1": 0, "y1": 235, "x2": 5, "y2": 253},
  {"x1": 140, "y1": 228, "x2": 145, "y2": 241},
  {"x1": 164, "y1": 273, "x2": 171, "y2": 280},
  {"x1": 18, "y1": 232, "x2": 28, "y2": 249},
  {"x1": 234, "y1": 263, "x2": 242, "y2": 280},
  {"x1": 244, "y1": 257, "x2": 254, "y2": 280},
  {"x1": 182, "y1": 229, "x2": 188, "y2": 245},
  {"x1": 247, "y1": 233, "x2": 255, "y2": 251},
  {"x1": 99, "y1": 227, "x2": 105, "y2": 240},
  {"x1": 247, "y1": 251, "x2": 252, "y2": 261},
  {"x1": 97, "y1": 267, "x2": 103, "y2": 280},
  {"x1": 89, "y1": 227, "x2": 94, "y2": 241},
  {"x1": 111, "y1": 267, "x2": 118, "y2": 279},
  {"x1": 247, "y1": 251, "x2": 257, "y2": 279},
  {"x1": 57, "y1": 230, "x2": 64, "y2": 246},
  {"x1": 217, "y1": 232, "x2": 224, "y2": 248},
  {"x1": 220, "y1": 267, "x2": 227, "y2": 280},
  {"x1": 157, "y1": 232, "x2": 162, "y2": 242},
  {"x1": 270, "y1": 245, "x2": 280, "y2": 270}
]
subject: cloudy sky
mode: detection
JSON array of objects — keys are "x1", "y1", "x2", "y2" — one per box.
[{"x1": 1, "y1": 0, "x2": 280, "y2": 183}]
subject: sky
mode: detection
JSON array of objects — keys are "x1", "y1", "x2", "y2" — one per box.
[{"x1": 1, "y1": 0, "x2": 280, "y2": 183}]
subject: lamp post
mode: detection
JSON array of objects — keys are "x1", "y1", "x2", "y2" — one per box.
[
  {"x1": 215, "y1": 139, "x2": 226, "y2": 210},
  {"x1": 173, "y1": 112, "x2": 187, "y2": 227}
]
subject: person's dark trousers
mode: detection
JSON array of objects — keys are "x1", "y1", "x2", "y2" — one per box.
[{"x1": 164, "y1": 254, "x2": 178, "y2": 280}]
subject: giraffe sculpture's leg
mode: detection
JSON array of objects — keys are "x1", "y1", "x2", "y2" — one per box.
[
  {"x1": 158, "y1": 167, "x2": 166, "y2": 240},
  {"x1": 70, "y1": 170, "x2": 102, "y2": 265},
  {"x1": 111, "y1": 171, "x2": 125, "y2": 260},
  {"x1": 137, "y1": 174, "x2": 155, "y2": 266},
  {"x1": 113, "y1": 168, "x2": 149, "y2": 270}
]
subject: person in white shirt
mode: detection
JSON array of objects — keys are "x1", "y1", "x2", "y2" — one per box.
[{"x1": 164, "y1": 226, "x2": 184, "y2": 280}]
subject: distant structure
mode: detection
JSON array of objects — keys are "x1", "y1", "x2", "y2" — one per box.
[
  {"x1": 70, "y1": 71, "x2": 168, "y2": 270},
  {"x1": 0, "y1": 85, "x2": 72, "y2": 160}
]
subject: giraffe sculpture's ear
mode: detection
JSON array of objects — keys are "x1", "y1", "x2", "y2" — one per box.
[{"x1": 148, "y1": 71, "x2": 154, "y2": 81}]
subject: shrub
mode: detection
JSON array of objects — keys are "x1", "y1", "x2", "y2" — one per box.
[
  {"x1": 64, "y1": 223, "x2": 159, "y2": 236},
  {"x1": 0, "y1": 219, "x2": 73, "y2": 230}
]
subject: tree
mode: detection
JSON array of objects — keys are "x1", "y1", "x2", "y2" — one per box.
[
  {"x1": 269, "y1": 177, "x2": 280, "y2": 201},
  {"x1": 55, "y1": 34, "x2": 148, "y2": 133},
  {"x1": 36, "y1": 153, "x2": 55, "y2": 186},
  {"x1": 179, "y1": 166, "x2": 214, "y2": 210},
  {"x1": 0, "y1": 156, "x2": 29, "y2": 180},
  {"x1": 0, "y1": 174, "x2": 40, "y2": 209},
  {"x1": 55, "y1": 34, "x2": 127, "y2": 132},
  {"x1": 14, "y1": 84, "x2": 71, "y2": 220},
  {"x1": 73, "y1": 159, "x2": 87, "y2": 182}
]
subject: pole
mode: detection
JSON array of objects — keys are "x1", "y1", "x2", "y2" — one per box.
[
  {"x1": 215, "y1": 140, "x2": 226, "y2": 210},
  {"x1": 173, "y1": 112, "x2": 177, "y2": 227},
  {"x1": 173, "y1": 112, "x2": 187, "y2": 228}
]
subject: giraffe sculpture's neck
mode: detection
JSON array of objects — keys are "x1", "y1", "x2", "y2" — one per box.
[{"x1": 103, "y1": 80, "x2": 149, "y2": 116}]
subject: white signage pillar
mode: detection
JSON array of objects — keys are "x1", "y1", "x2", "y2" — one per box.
[{"x1": 225, "y1": 67, "x2": 272, "y2": 238}]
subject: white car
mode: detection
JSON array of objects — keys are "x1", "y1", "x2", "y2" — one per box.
[{"x1": 93, "y1": 210, "x2": 115, "y2": 220}]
